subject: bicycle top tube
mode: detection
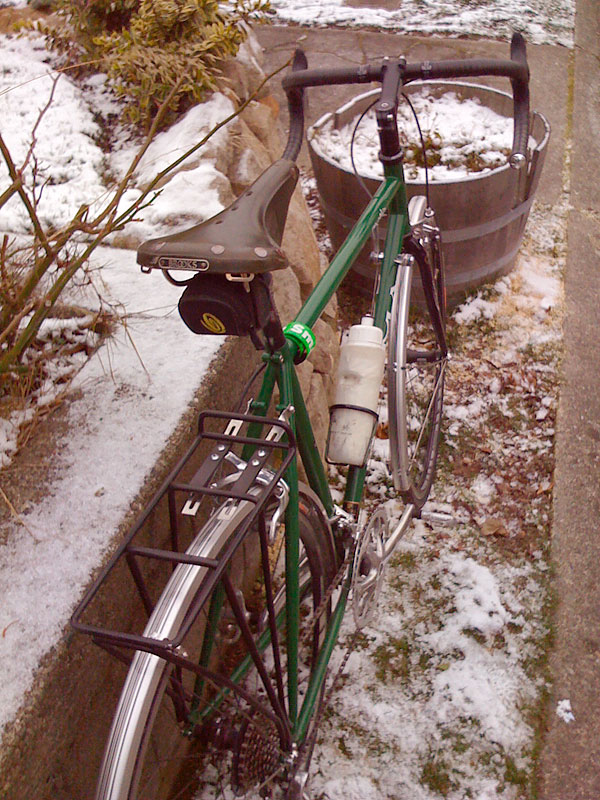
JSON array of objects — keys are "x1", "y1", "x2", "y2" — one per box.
[{"x1": 281, "y1": 32, "x2": 530, "y2": 170}]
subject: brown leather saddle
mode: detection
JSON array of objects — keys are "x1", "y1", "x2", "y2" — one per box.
[{"x1": 137, "y1": 159, "x2": 299, "y2": 275}]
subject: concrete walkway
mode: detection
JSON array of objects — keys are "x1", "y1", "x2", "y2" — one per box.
[
  {"x1": 538, "y1": 1, "x2": 600, "y2": 797},
  {"x1": 257, "y1": 2, "x2": 600, "y2": 795}
]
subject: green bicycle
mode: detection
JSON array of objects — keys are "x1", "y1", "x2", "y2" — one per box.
[{"x1": 73, "y1": 33, "x2": 531, "y2": 800}]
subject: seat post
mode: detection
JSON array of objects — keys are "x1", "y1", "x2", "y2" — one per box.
[{"x1": 255, "y1": 277, "x2": 287, "y2": 353}]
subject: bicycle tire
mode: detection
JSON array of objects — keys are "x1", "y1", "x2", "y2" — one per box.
[
  {"x1": 95, "y1": 484, "x2": 337, "y2": 800},
  {"x1": 387, "y1": 239, "x2": 446, "y2": 509}
]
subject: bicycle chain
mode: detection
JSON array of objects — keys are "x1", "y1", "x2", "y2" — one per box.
[
  {"x1": 290, "y1": 633, "x2": 361, "y2": 799},
  {"x1": 196, "y1": 547, "x2": 355, "y2": 798},
  {"x1": 290, "y1": 545, "x2": 362, "y2": 793},
  {"x1": 300, "y1": 545, "x2": 355, "y2": 650},
  {"x1": 190, "y1": 540, "x2": 360, "y2": 798}
]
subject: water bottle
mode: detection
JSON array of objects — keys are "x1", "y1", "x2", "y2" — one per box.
[{"x1": 326, "y1": 316, "x2": 385, "y2": 466}]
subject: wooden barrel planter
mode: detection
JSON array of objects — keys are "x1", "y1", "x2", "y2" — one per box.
[{"x1": 308, "y1": 82, "x2": 550, "y2": 304}]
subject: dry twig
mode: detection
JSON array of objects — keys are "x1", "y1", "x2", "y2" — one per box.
[{"x1": 0, "y1": 486, "x2": 41, "y2": 542}]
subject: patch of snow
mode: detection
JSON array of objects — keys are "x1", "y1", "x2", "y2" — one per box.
[
  {"x1": 268, "y1": 0, "x2": 575, "y2": 48},
  {"x1": 0, "y1": 409, "x2": 34, "y2": 467},
  {"x1": 320, "y1": 774, "x2": 381, "y2": 800},
  {"x1": 0, "y1": 30, "x2": 238, "y2": 736},
  {"x1": 471, "y1": 475, "x2": 496, "y2": 505},
  {"x1": 111, "y1": 93, "x2": 238, "y2": 242},
  {"x1": 0, "y1": 247, "x2": 224, "y2": 734},
  {"x1": 429, "y1": 653, "x2": 532, "y2": 751},
  {"x1": 445, "y1": 397, "x2": 486, "y2": 422},
  {"x1": 556, "y1": 698, "x2": 575, "y2": 723},
  {"x1": 519, "y1": 256, "x2": 561, "y2": 310},
  {"x1": 0, "y1": 35, "x2": 107, "y2": 234},
  {"x1": 453, "y1": 294, "x2": 499, "y2": 325},
  {"x1": 311, "y1": 90, "x2": 516, "y2": 183}
]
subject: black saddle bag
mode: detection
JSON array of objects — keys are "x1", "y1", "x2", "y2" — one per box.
[{"x1": 178, "y1": 273, "x2": 273, "y2": 340}]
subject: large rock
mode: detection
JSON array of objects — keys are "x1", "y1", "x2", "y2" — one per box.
[{"x1": 226, "y1": 88, "x2": 340, "y2": 454}]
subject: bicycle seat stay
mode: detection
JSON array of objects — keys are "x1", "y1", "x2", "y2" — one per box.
[{"x1": 137, "y1": 158, "x2": 299, "y2": 275}]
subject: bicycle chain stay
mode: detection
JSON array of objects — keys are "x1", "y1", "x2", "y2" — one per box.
[
  {"x1": 202, "y1": 543, "x2": 365, "y2": 798},
  {"x1": 292, "y1": 506, "x2": 413, "y2": 787}
]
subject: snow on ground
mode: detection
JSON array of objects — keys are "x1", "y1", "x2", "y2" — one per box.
[
  {"x1": 300, "y1": 214, "x2": 564, "y2": 799},
  {"x1": 111, "y1": 92, "x2": 237, "y2": 242},
  {"x1": 0, "y1": 36, "x2": 107, "y2": 234},
  {"x1": 0, "y1": 249, "x2": 223, "y2": 731},
  {"x1": 327, "y1": 218, "x2": 562, "y2": 798},
  {"x1": 0, "y1": 31, "x2": 230, "y2": 732},
  {"x1": 268, "y1": 0, "x2": 575, "y2": 48},
  {"x1": 0, "y1": 33, "x2": 236, "y2": 240}
]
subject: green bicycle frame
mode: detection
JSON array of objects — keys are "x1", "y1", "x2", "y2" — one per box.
[{"x1": 248, "y1": 162, "x2": 411, "y2": 739}]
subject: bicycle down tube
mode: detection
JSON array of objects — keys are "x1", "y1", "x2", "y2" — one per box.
[{"x1": 243, "y1": 182, "x2": 413, "y2": 741}]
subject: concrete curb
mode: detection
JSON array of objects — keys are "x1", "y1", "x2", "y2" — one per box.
[{"x1": 0, "y1": 335, "x2": 259, "y2": 800}]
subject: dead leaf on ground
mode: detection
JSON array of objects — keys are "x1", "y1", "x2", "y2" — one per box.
[
  {"x1": 480, "y1": 518, "x2": 510, "y2": 538},
  {"x1": 2, "y1": 620, "x2": 18, "y2": 637},
  {"x1": 376, "y1": 423, "x2": 389, "y2": 439}
]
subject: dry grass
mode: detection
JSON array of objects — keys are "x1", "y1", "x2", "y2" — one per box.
[{"x1": 0, "y1": 303, "x2": 113, "y2": 463}]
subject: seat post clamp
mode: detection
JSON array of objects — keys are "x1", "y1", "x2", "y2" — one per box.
[{"x1": 284, "y1": 322, "x2": 316, "y2": 364}]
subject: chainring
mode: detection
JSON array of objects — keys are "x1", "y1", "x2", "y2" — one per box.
[{"x1": 351, "y1": 507, "x2": 390, "y2": 630}]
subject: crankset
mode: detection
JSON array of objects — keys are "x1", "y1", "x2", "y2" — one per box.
[{"x1": 351, "y1": 507, "x2": 390, "y2": 630}]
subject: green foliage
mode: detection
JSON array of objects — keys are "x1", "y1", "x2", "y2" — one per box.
[
  {"x1": 373, "y1": 636, "x2": 411, "y2": 683},
  {"x1": 420, "y1": 757, "x2": 456, "y2": 797},
  {"x1": 42, "y1": 0, "x2": 271, "y2": 128},
  {"x1": 47, "y1": 0, "x2": 140, "y2": 55},
  {"x1": 503, "y1": 755, "x2": 529, "y2": 789}
]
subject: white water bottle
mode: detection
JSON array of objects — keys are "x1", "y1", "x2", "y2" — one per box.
[{"x1": 326, "y1": 316, "x2": 385, "y2": 466}]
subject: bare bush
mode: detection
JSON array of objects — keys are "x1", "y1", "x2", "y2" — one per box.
[{"x1": 0, "y1": 57, "x2": 286, "y2": 461}]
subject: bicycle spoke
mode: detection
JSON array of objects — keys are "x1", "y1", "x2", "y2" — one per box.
[{"x1": 405, "y1": 356, "x2": 446, "y2": 476}]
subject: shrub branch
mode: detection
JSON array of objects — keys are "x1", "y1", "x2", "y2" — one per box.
[{"x1": 0, "y1": 57, "x2": 291, "y2": 379}]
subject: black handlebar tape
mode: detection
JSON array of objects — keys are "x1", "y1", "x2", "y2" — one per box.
[
  {"x1": 281, "y1": 63, "x2": 382, "y2": 160},
  {"x1": 509, "y1": 32, "x2": 531, "y2": 162},
  {"x1": 281, "y1": 38, "x2": 531, "y2": 164},
  {"x1": 281, "y1": 60, "x2": 382, "y2": 161},
  {"x1": 403, "y1": 53, "x2": 530, "y2": 162},
  {"x1": 282, "y1": 49, "x2": 309, "y2": 162},
  {"x1": 282, "y1": 63, "x2": 381, "y2": 92}
]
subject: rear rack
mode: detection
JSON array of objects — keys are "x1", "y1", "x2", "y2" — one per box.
[{"x1": 71, "y1": 410, "x2": 295, "y2": 666}]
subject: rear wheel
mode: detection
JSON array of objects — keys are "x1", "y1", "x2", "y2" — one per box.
[
  {"x1": 95, "y1": 485, "x2": 337, "y2": 800},
  {"x1": 387, "y1": 238, "x2": 446, "y2": 509}
]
